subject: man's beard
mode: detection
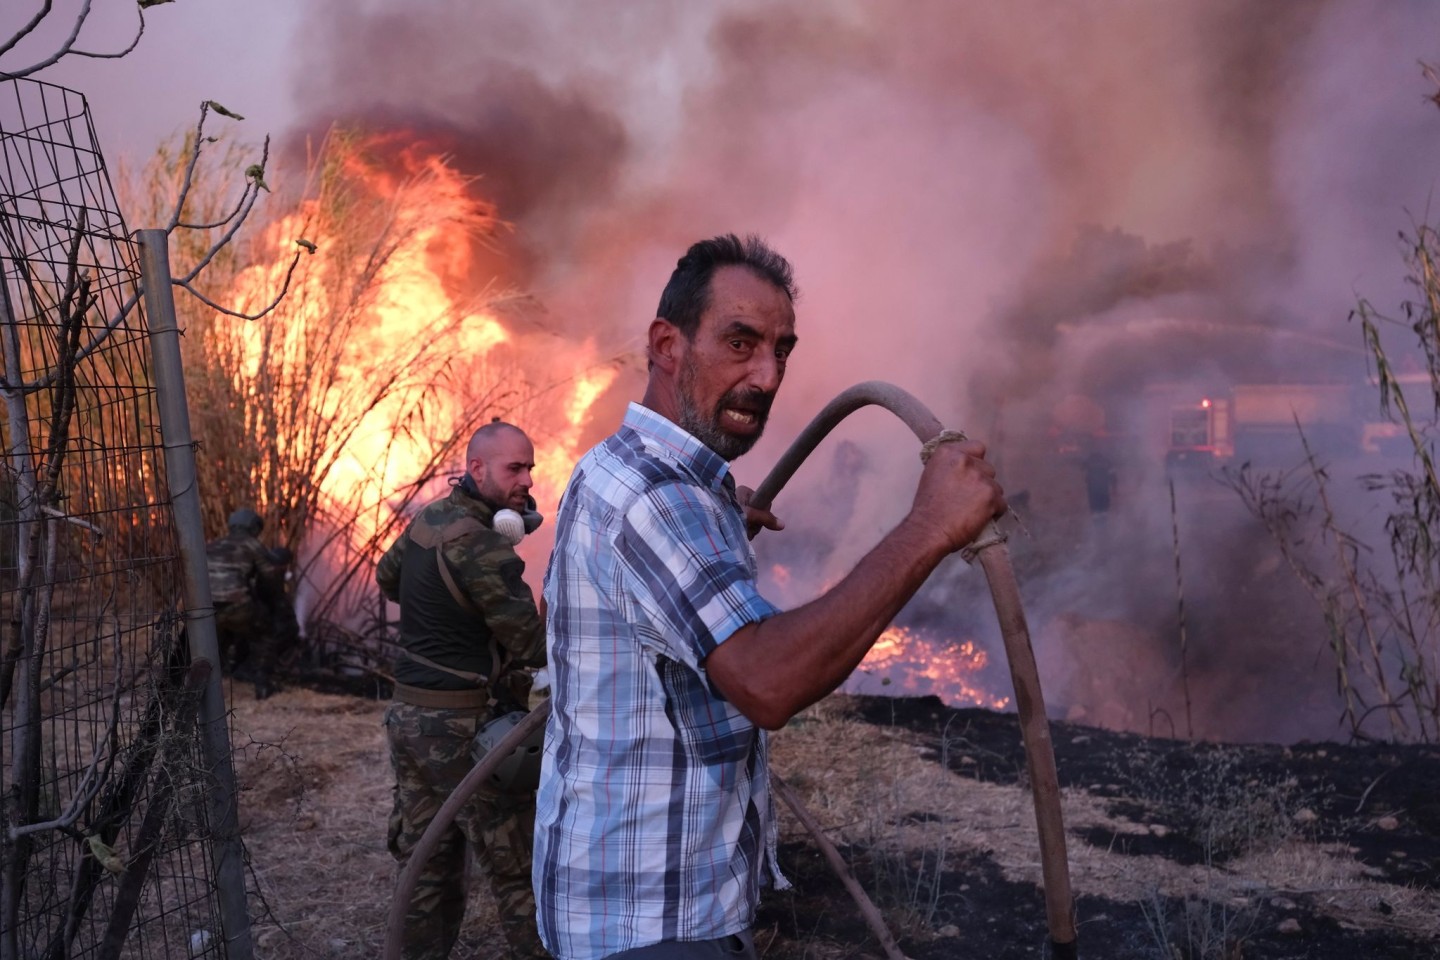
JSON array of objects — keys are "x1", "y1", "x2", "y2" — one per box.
[
  {"x1": 476, "y1": 474, "x2": 521, "y2": 509},
  {"x1": 677, "y1": 358, "x2": 772, "y2": 461}
]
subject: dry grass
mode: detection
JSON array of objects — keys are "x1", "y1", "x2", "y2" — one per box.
[
  {"x1": 227, "y1": 690, "x2": 1440, "y2": 958},
  {"x1": 228, "y1": 686, "x2": 402, "y2": 958},
  {"x1": 772, "y1": 699, "x2": 1440, "y2": 951}
]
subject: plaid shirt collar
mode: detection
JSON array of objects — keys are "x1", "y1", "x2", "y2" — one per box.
[{"x1": 620, "y1": 402, "x2": 737, "y2": 498}]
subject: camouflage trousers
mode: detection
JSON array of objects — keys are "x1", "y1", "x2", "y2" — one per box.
[
  {"x1": 385, "y1": 702, "x2": 548, "y2": 960},
  {"x1": 214, "y1": 599, "x2": 276, "y2": 680}
]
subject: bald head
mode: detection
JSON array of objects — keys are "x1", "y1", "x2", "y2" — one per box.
[
  {"x1": 465, "y1": 421, "x2": 536, "y2": 510},
  {"x1": 467, "y1": 421, "x2": 527, "y2": 462}
]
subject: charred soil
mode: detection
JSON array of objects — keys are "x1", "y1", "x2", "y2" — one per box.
[{"x1": 230, "y1": 686, "x2": 1440, "y2": 960}]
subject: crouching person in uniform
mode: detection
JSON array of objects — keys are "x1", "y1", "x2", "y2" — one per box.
[
  {"x1": 377, "y1": 421, "x2": 549, "y2": 960},
  {"x1": 205, "y1": 507, "x2": 280, "y2": 700}
]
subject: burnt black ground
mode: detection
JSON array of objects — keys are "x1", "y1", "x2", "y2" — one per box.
[
  {"x1": 755, "y1": 695, "x2": 1440, "y2": 960},
  {"x1": 278, "y1": 668, "x2": 1439, "y2": 958}
]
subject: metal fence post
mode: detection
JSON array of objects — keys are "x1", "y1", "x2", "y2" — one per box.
[{"x1": 136, "y1": 230, "x2": 254, "y2": 960}]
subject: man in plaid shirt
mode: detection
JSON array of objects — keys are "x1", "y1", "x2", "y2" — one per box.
[{"x1": 535, "y1": 234, "x2": 1007, "y2": 960}]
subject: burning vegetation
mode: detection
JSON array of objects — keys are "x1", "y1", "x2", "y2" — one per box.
[
  {"x1": 130, "y1": 117, "x2": 1440, "y2": 742},
  {"x1": 98, "y1": 2, "x2": 1440, "y2": 747},
  {"x1": 126, "y1": 130, "x2": 622, "y2": 672},
  {"x1": 8, "y1": 4, "x2": 1440, "y2": 960}
]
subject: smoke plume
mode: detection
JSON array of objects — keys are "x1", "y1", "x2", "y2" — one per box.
[{"x1": 294, "y1": 0, "x2": 1440, "y2": 742}]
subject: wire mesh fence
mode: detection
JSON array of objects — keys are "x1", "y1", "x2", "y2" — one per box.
[{"x1": 1, "y1": 77, "x2": 239, "y2": 960}]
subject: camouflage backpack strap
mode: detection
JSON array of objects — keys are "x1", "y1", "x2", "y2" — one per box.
[
  {"x1": 436, "y1": 517, "x2": 514, "y2": 688},
  {"x1": 407, "y1": 515, "x2": 508, "y2": 684},
  {"x1": 409, "y1": 517, "x2": 487, "y2": 616}
]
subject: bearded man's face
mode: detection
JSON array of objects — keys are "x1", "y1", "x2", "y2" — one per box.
[{"x1": 673, "y1": 266, "x2": 796, "y2": 460}]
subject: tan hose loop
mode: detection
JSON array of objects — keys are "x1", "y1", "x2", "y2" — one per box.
[
  {"x1": 918, "y1": 427, "x2": 969, "y2": 463},
  {"x1": 916, "y1": 428, "x2": 1006, "y2": 562},
  {"x1": 960, "y1": 526, "x2": 1009, "y2": 564}
]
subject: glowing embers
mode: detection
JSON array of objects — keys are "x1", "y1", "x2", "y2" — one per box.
[{"x1": 846, "y1": 625, "x2": 1010, "y2": 710}]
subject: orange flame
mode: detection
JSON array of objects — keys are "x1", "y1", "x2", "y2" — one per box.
[
  {"x1": 225, "y1": 137, "x2": 615, "y2": 550},
  {"x1": 533, "y1": 363, "x2": 618, "y2": 509},
  {"x1": 764, "y1": 567, "x2": 1005, "y2": 707},
  {"x1": 847, "y1": 625, "x2": 1010, "y2": 710}
]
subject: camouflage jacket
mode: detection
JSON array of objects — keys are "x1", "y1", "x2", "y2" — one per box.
[
  {"x1": 205, "y1": 532, "x2": 276, "y2": 606},
  {"x1": 376, "y1": 485, "x2": 545, "y2": 691}
]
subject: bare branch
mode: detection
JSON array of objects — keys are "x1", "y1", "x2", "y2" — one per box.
[
  {"x1": 175, "y1": 137, "x2": 273, "y2": 284},
  {"x1": 178, "y1": 185, "x2": 251, "y2": 231},
  {"x1": 0, "y1": 0, "x2": 96, "y2": 80},
  {"x1": 69, "y1": 5, "x2": 147, "y2": 62},
  {"x1": 175, "y1": 247, "x2": 303, "y2": 321},
  {"x1": 165, "y1": 102, "x2": 218, "y2": 232},
  {"x1": 0, "y1": 0, "x2": 155, "y2": 75},
  {"x1": 0, "y1": 0, "x2": 53, "y2": 60},
  {"x1": 68, "y1": 289, "x2": 139, "y2": 374},
  {"x1": 40, "y1": 506, "x2": 104, "y2": 538}
]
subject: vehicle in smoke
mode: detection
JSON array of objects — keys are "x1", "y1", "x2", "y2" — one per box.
[{"x1": 1162, "y1": 382, "x2": 1372, "y2": 472}]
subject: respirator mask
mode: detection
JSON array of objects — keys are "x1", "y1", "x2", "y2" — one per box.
[
  {"x1": 458, "y1": 475, "x2": 544, "y2": 546},
  {"x1": 492, "y1": 495, "x2": 544, "y2": 546}
]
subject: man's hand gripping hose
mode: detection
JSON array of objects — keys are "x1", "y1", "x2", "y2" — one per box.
[
  {"x1": 747, "y1": 381, "x2": 1077, "y2": 958},
  {"x1": 384, "y1": 381, "x2": 1077, "y2": 960}
]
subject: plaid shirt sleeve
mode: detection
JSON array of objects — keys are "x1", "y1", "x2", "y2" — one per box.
[{"x1": 615, "y1": 477, "x2": 778, "y2": 673}]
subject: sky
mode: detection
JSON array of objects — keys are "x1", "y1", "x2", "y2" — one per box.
[
  {"x1": 1, "y1": 0, "x2": 302, "y2": 157},
  {"x1": 6, "y1": 0, "x2": 1440, "y2": 742}
]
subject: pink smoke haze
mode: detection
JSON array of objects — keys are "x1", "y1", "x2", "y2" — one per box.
[{"x1": 13, "y1": 0, "x2": 1438, "y2": 742}]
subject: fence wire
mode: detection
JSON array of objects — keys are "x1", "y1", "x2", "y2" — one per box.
[{"x1": 0, "y1": 77, "x2": 233, "y2": 960}]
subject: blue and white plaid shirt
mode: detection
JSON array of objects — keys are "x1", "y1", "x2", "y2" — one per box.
[{"x1": 534, "y1": 403, "x2": 784, "y2": 960}]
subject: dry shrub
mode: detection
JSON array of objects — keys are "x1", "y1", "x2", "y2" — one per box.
[
  {"x1": 1140, "y1": 888, "x2": 1255, "y2": 960},
  {"x1": 1115, "y1": 744, "x2": 1303, "y2": 863},
  {"x1": 1223, "y1": 64, "x2": 1440, "y2": 744}
]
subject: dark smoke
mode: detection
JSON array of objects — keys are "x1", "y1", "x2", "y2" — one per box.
[{"x1": 294, "y1": 0, "x2": 1440, "y2": 742}]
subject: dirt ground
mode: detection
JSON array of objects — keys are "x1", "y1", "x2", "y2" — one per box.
[{"x1": 227, "y1": 682, "x2": 1440, "y2": 960}]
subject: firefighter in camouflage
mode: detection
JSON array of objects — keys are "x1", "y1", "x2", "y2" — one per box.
[
  {"x1": 205, "y1": 508, "x2": 281, "y2": 700},
  {"x1": 376, "y1": 421, "x2": 548, "y2": 960}
]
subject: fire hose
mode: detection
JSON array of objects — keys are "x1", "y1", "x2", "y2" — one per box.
[
  {"x1": 383, "y1": 380, "x2": 1076, "y2": 960},
  {"x1": 747, "y1": 380, "x2": 1077, "y2": 958}
]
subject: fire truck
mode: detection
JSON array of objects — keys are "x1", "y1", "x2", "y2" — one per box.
[{"x1": 1163, "y1": 383, "x2": 1364, "y2": 471}]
